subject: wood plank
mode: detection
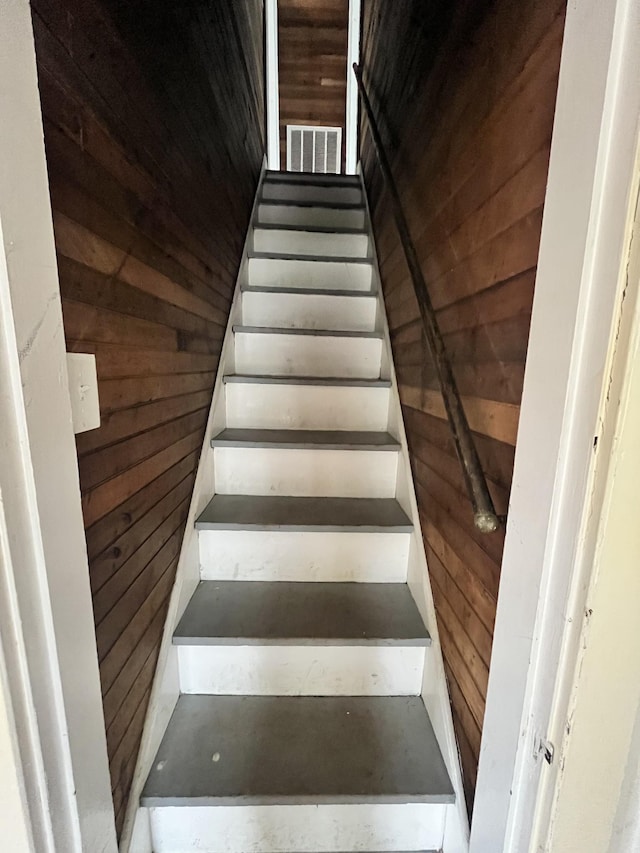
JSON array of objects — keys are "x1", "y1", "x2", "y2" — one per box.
[
  {"x1": 75, "y1": 391, "x2": 211, "y2": 455},
  {"x1": 89, "y1": 475, "x2": 194, "y2": 594},
  {"x1": 78, "y1": 409, "x2": 207, "y2": 490},
  {"x1": 81, "y1": 430, "x2": 203, "y2": 527},
  {"x1": 84, "y1": 452, "x2": 198, "y2": 561}
]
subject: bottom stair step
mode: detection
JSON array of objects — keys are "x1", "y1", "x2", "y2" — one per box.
[{"x1": 141, "y1": 695, "x2": 454, "y2": 806}]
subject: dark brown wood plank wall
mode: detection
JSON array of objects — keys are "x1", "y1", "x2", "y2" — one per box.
[
  {"x1": 360, "y1": 0, "x2": 566, "y2": 812},
  {"x1": 30, "y1": 0, "x2": 264, "y2": 834},
  {"x1": 278, "y1": 0, "x2": 348, "y2": 170}
]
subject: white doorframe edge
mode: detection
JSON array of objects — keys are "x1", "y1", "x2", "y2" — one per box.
[
  {"x1": 0, "y1": 1, "x2": 117, "y2": 851},
  {"x1": 266, "y1": 0, "x2": 281, "y2": 170},
  {"x1": 471, "y1": 1, "x2": 640, "y2": 851},
  {"x1": 345, "y1": 0, "x2": 362, "y2": 175}
]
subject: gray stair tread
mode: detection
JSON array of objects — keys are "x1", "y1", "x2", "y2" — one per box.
[
  {"x1": 243, "y1": 285, "x2": 375, "y2": 297},
  {"x1": 259, "y1": 198, "x2": 365, "y2": 210},
  {"x1": 210, "y1": 428, "x2": 399, "y2": 451},
  {"x1": 174, "y1": 581, "x2": 430, "y2": 646},
  {"x1": 249, "y1": 251, "x2": 371, "y2": 264},
  {"x1": 223, "y1": 374, "x2": 391, "y2": 387},
  {"x1": 265, "y1": 171, "x2": 361, "y2": 187},
  {"x1": 195, "y1": 495, "x2": 413, "y2": 532},
  {"x1": 233, "y1": 325, "x2": 382, "y2": 339},
  {"x1": 255, "y1": 223, "x2": 367, "y2": 235},
  {"x1": 141, "y1": 695, "x2": 454, "y2": 806}
]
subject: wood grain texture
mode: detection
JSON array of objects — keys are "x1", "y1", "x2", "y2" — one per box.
[
  {"x1": 31, "y1": 0, "x2": 264, "y2": 834},
  {"x1": 360, "y1": 0, "x2": 566, "y2": 812},
  {"x1": 278, "y1": 0, "x2": 348, "y2": 169}
]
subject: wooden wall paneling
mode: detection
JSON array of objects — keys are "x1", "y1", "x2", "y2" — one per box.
[
  {"x1": 278, "y1": 0, "x2": 349, "y2": 169},
  {"x1": 31, "y1": 0, "x2": 265, "y2": 834},
  {"x1": 360, "y1": 0, "x2": 566, "y2": 812}
]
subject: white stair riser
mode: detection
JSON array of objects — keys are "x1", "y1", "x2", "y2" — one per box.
[
  {"x1": 242, "y1": 291, "x2": 377, "y2": 332},
  {"x1": 249, "y1": 257, "x2": 373, "y2": 291},
  {"x1": 177, "y1": 645, "x2": 425, "y2": 696},
  {"x1": 225, "y1": 383, "x2": 390, "y2": 431},
  {"x1": 148, "y1": 803, "x2": 447, "y2": 853},
  {"x1": 258, "y1": 203, "x2": 365, "y2": 230},
  {"x1": 253, "y1": 228, "x2": 369, "y2": 258},
  {"x1": 233, "y1": 332, "x2": 382, "y2": 379},
  {"x1": 198, "y1": 530, "x2": 410, "y2": 582},
  {"x1": 262, "y1": 182, "x2": 362, "y2": 205},
  {"x1": 213, "y1": 447, "x2": 398, "y2": 497}
]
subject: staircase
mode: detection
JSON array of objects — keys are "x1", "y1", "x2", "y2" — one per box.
[{"x1": 137, "y1": 171, "x2": 461, "y2": 853}]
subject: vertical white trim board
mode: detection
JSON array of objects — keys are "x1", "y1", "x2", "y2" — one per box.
[
  {"x1": 266, "y1": 0, "x2": 280, "y2": 171},
  {"x1": 0, "y1": 0, "x2": 117, "y2": 850},
  {"x1": 471, "y1": 1, "x2": 640, "y2": 851},
  {"x1": 345, "y1": 0, "x2": 362, "y2": 175}
]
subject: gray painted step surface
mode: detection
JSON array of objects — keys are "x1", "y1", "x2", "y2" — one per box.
[
  {"x1": 249, "y1": 251, "x2": 371, "y2": 264},
  {"x1": 210, "y1": 428, "x2": 400, "y2": 451},
  {"x1": 233, "y1": 325, "x2": 382, "y2": 339},
  {"x1": 223, "y1": 374, "x2": 391, "y2": 387},
  {"x1": 243, "y1": 285, "x2": 375, "y2": 297},
  {"x1": 195, "y1": 495, "x2": 413, "y2": 532},
  {"x1": 254, "y1": 222, "x2": 367, "y2": 235},
  {"x1": 258, "y1": 198, "x2": 365, "y2": 211},
  {"x1": 141, "y1": 695, "x2": 454, "y2": 806},
  {"x1": 265, "y1": 170, "x2": 361, "y2": 182},
  {"x1": 174, "y1": 581, "x2": 431, "y2": 646}
]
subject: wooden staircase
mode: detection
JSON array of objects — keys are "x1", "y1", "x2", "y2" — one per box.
[{"x1": 134, "y1": 171, "x2": 465, "y2": 853}]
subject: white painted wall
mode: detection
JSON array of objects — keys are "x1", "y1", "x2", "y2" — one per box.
[
  {"x1": 471, "y1": 1, "x2": 640, "y2": 851},
  {"x1": 0, "y1": 0, "x2": 118, "y2": 850}
]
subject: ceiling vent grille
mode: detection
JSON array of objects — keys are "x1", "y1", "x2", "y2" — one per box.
[{"x1": 286, "y1": 125, "x2": 342, "y2": 174}]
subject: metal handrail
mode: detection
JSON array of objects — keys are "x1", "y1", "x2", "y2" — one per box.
[{"x1": 353, "y1": 63, "x2": 500, "y2": 534}]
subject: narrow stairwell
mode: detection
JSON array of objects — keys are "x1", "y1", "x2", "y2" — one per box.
[{"x1": 138, "y1": 171, "x2": 460, "y2": 853}]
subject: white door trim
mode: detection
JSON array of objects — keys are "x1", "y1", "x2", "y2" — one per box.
[
  {"x1": 471, "y1": 1, "x2": 640, "y2": 851},
  {"x1": 266, "y1": 0, "x2": 281, "y2": 170},
  {"x1": 0, "y1": 1, "x2": 117, "y2": 850},
  {"x1": 345, "y1": 0, "x2": 362, "y2": 175}
]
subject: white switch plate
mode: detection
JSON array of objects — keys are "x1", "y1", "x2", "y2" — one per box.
[{"x1": 66, "y1": 353, "x2": 100, "y2": 433}]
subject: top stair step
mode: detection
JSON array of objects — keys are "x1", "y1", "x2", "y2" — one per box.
[{"x1": 265, "y1": 170, "x2": 361, "y2": 187}]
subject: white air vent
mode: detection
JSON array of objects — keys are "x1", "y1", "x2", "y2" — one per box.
[{"x1": 286, "y1": 125, "x2": 342, "y2": 174}]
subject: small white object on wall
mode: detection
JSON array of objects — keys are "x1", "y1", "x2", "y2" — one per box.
[{"x1": 66, "y1": 353, "x2": 100, "y2": 433}]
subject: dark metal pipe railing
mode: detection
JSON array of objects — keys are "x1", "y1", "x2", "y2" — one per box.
[{"x1": 352, "y1": 62, "x2": 500, "y2": 534}]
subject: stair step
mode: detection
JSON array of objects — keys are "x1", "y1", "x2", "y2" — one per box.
[
  {"x1": 243, "y1": 285, "x2": 375, "y2": 297},
  {"x1": 224, "y1": 374, "x2": 390, "y2": 431},
  {"x1": 250, "y1": 250, "x2": 371, "y2": 264},
  {"x1": 232, "y1": 326, "x2": 383, "y2": 379},
  {"x1": 241, "y1": 288, "x2": 377, "y2": 332},
  {"x1": 261, "y1": 182, "x2": 363, "y2": 205},
  {"x1": 255, "y1": 222, "x2": 367, "y2": 235},
  {"x1": 174, "y1": 581, "x2": 430, "y2": 646},
  {"x1": 233, "y1": 325, "x2": 382, "y2": 338},
  {"x1": 211, "y1": 428, "x2": 399, "y2": 450},
  {"x1": 141, "y1": 695, "x2": 454, "y2": 806},
  {"x1": 195, "y1": 495, "x2": 412, "y2": 532},
  {"x1": 253, "y1": 227, "x2": 370, "y2": 260},
  {"x1": 248, "y1": 255, "x2": 373, "y2": 291},
  {"x1": 265, "y1": 170, "x2": 361, "y2": 186},
  {"x1": 259, "y1": 197, "x2": 365, "y2": 210},
  {"x1": 258, "y1": 201, "x2": 366, "y2": 229},
  {"x1": 223, "y1": 374, "x2": 390, "y2": 387}
]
